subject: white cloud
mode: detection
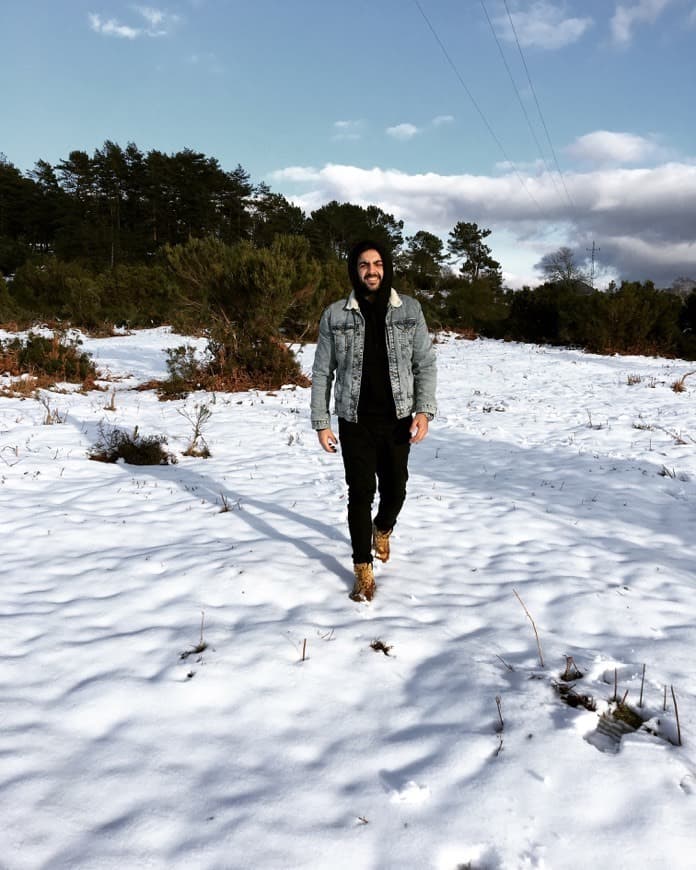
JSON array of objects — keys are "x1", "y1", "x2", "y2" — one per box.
[
  {"x1": 386, "y1": 123, "x2": 420, "y2": 141},
  {"x1": 136, "y1": 6, "x2": 165, "y2": 27},
  {"x1": 495, "y1": 157, "x2": 551, "y2": 174},
  {"x1": 88, "y1": 6, "x2": 178, "y2": 39},
  {"x1": 270, "y1": 159, "x2": 696, "y2": 287},
  {"x1": 565, "y1": 130, "x2": 664, "y2": 164},
  {"x1": 332, "y1": 120, "x2": 364, "y2": 141},
  {"x1": 89, "y1": 13, "x2": 140, "y2": 38},
  {"x1": 272, "y1": 166, "x2": 322, "y2": 184},
  {"x1": 495, "y1": 1, "x2": 593, "y2": 50},
  {"x1": 134, "y1": 6, "x2": 179, "y2": 36},
  {"x1": 611, "y1": 0, "x2": 673, "y2": 45},
  {"x1": 432, "y1": 115, "x2": 454, "y2": 127}
]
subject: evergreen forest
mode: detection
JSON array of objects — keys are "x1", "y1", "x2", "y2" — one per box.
[{"x1": 2, "y1": 141, "x2": 696, "y2": 386}]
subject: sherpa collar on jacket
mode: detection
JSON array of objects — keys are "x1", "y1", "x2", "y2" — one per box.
[{"x1": 344, "y1": 289, "x2": 403, "y2": 311}]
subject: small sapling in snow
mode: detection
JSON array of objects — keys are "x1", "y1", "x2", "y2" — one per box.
[{"x1": 179, "y1": 403, "x2": 212, "y2": 457}]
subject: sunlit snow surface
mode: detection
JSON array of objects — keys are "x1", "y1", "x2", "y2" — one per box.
[{"x1": 1, "y1": 328, "x2": 695, "y2": 869}]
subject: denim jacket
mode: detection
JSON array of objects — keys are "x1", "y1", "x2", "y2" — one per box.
[{"x1": 310, "y1": 289, "x2": 437, "y2": 430}]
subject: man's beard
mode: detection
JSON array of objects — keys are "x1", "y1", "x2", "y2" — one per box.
[{"x1": 361, "y1": 278, "x2": 381, "y2": 294}]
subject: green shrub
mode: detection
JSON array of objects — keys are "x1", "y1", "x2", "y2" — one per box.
[
  {"x1": 157, "y1": 344, "x2": 202, "y2": 399},
  {"x1": 0, "y1": 331, "x2": 97, "y2": 383},
  {"x1": 10, "y1": 258, "x2": 101, "y2": 325},
  {"x1": 0, "y1": 274, "x2": 17, "y2": 323},
  {"x1": 88, "y1": 425, "x2": 176, "y2": 465},
  {"x1": 0, "y1": 236, "x2": 31, "y2": 276},
  {"x1": 164, "y1": 235, "x2": 312, "y2": 391},
  {"x1": 156, "y1": 328, "x2": 309, "y2": 399},
  {"x1": 97, "y1": 263, "x2": 176, "y2": 327}
]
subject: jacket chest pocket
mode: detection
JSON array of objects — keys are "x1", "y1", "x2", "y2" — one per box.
[
  {"x1": 332, "y1": 323, "x2": 356, "y2": 357},
  {"x1": 393, "y1": 319, "x2": 416, "y2": 351}
]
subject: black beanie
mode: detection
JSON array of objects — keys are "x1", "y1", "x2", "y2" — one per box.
[{"x1": 347, "y1": 240, "x2": 394, "y2": 298}]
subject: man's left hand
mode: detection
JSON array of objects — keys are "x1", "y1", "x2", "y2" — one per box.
[{"x1": 409, "y1": 413, "x2": 430, "y2": 444}]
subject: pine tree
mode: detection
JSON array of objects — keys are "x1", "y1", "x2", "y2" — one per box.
[{"x1": 447, "y1": 221, "x2": 500, "y2": 284}]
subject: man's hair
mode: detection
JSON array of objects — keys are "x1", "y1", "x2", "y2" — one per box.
[{"x1": 347, "y1": 239, "x2": 394, "y2": 295}]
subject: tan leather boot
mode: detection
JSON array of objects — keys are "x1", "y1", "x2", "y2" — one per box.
[
  {"x1": 372, "y1": 524, "x2": 392, "y2": 563},
  {"x1": 350, "y1": 562, "x2": 375, "y2": 601}
]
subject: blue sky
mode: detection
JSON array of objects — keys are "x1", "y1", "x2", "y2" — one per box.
[{"x1": 2, "y1": 0, "x2": 696, "y2": 287}]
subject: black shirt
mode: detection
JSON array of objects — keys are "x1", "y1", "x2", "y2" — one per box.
[{"x1": 357, "y1": 287, "x2": 397, "y2": 420}]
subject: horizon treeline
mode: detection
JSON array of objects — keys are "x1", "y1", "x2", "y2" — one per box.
[{"x1": 2, "y1": 140, "x2": 696, "y2": 364}]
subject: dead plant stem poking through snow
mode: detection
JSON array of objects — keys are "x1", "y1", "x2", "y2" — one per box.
[
  {"x1": 513, "y1": 588, "x2": 545, "y2": 668},
  {"x1": 494, "y1": 697, "x2": 505, "y2": 757},
  {"x1": 38, "y1": 394, "x2": 66, "y2": 425},
  {"x1": 495, "y1": 695, "x2": 504, "y2": 732},
  {"x1": 561, "y1": 655, "x2": 583, "y2": 681},
  {"x1": 671, "y1": 686, "x2": 683, "y2": 746},
  {"x1": 179, "y1": 611, "x2": 208, "y2": 660},
  {"x1": 639, "y1": 664, "x2": 646, "y2": 708}
]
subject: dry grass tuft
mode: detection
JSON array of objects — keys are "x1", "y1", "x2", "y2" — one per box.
[
  {"x1": 671, "y1": 370, "x2": 696, "y2": 392},
  {"x1": 38, "y1": 394, "x2": 67, "y2": 424}
]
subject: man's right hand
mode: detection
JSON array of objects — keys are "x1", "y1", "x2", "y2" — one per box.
[{"x1": 317, "y1": 429, "x2": 338, "y2": 453}]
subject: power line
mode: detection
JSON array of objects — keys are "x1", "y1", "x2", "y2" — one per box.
[
  {"x1": 412, "y1": 0, "x2": 545, "y2": 215},
  {"x1": 479, "y1": 0, "x2": 564, "y2": 201},
  {"x1": 501, "y1": 0, "x2": 577, "y2": 215}
]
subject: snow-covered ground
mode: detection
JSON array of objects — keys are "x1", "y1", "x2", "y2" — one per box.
[{"x1": 1, "y1": 327, "x2": 695, "y2": 869}]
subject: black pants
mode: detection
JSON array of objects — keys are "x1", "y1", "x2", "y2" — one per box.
[{"x1": 338, "y1": 415, "x2": 412, "y2": 564}]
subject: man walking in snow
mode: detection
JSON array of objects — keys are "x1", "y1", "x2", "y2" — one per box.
[{"x1": 310, "y1": 239, "x2": 437, "y2": 601}]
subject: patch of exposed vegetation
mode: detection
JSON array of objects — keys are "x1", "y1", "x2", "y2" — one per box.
[
  {"x1": 88, "y1": 425, "x2": 177, "y2": 465},
  {"x1": 0, "y1": 331, "x2": 97, "y2": 393},
  {"x1": 370, "y1": 640, "x2": 393, "y2": 656},
  {"x1": 145, "y1": 330, "x2": 310, "y2": 400},
  {"x1": 553, "y1": 681, "x2": 597, "y2": 712}
]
